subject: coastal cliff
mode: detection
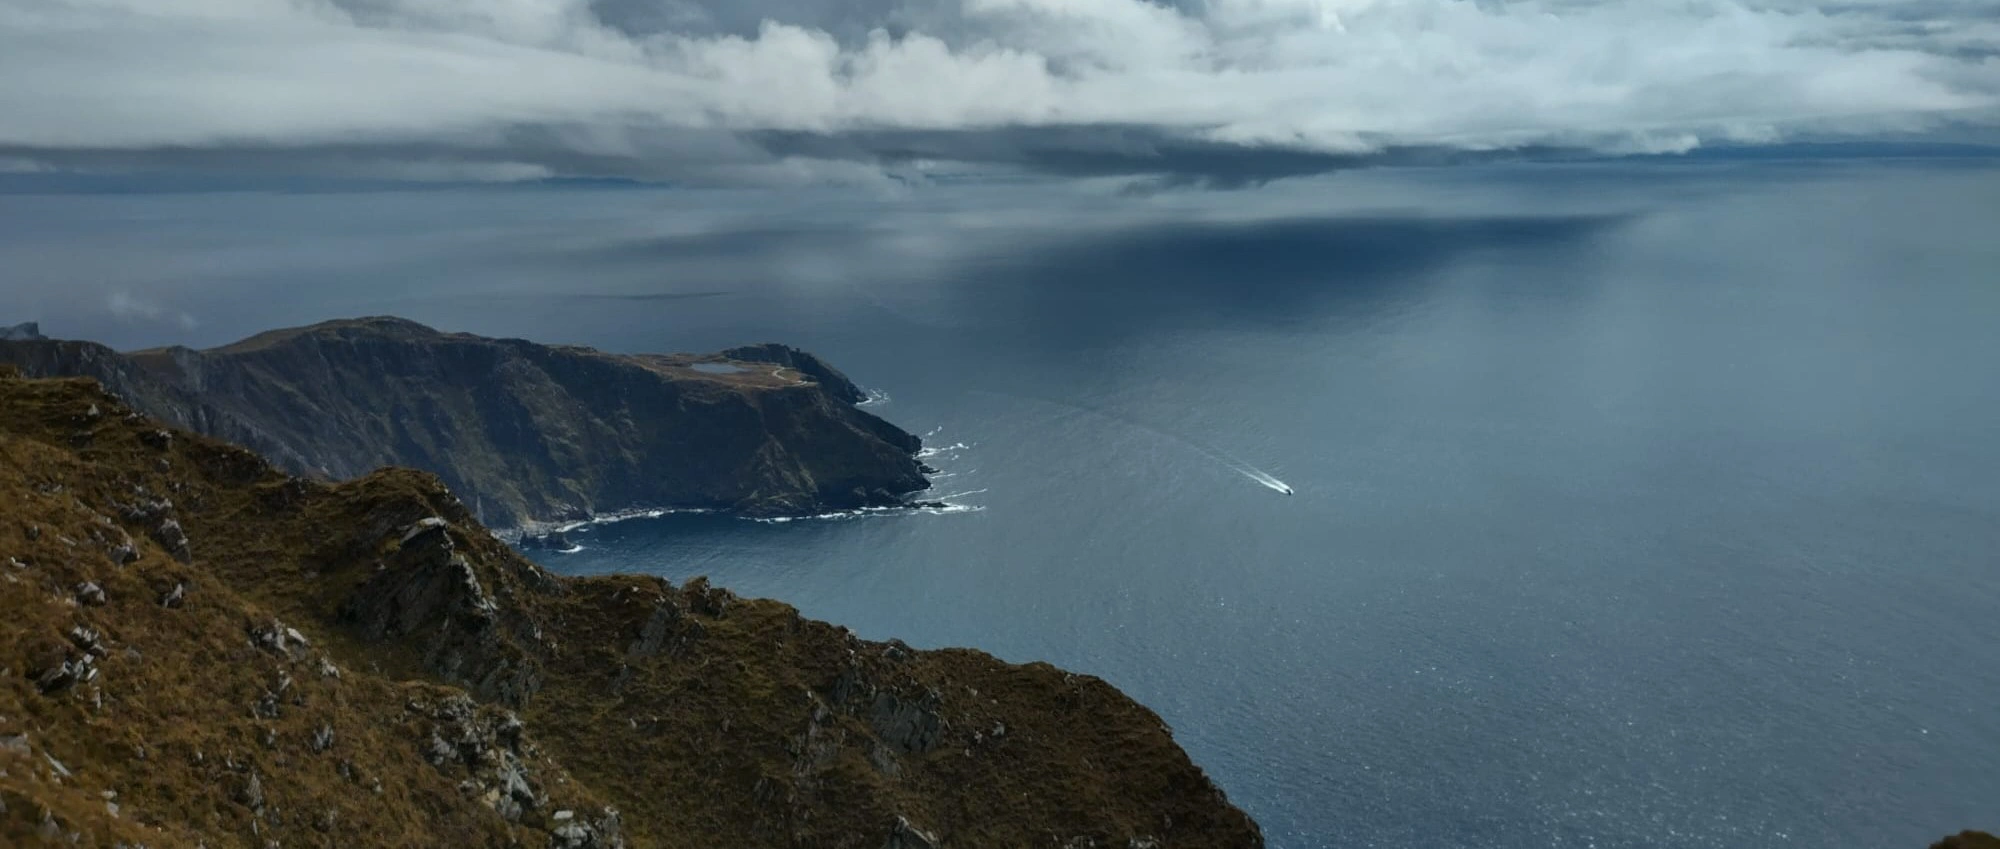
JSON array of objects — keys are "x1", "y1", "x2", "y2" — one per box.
[
  {"x1": 0, "y1": 318, "x2": 929, "y2": 528},
  {"x1": 0, "y1": 369, "x2": 1263, "y2": 847}
]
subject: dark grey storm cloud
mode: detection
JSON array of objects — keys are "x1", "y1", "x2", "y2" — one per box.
[{"x1": 0, "y1": 0, "x2": 1995, "y2": 184}]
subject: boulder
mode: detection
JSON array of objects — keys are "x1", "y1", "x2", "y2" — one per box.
[
  {"x1": 869, "y1": 690, "x2": 944, "y2": 754},
  {"x1": 74, "y1": 581, "x2": 106, "y2": 606},
  {"x1": 883, "y1": 815, "x2": 940, "y2": 849}
]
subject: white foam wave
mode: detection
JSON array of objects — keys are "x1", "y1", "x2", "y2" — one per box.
[
  {"x1": 545, "y1": 506, "x2": 718, "y2": 534},
  {"x1": 915, "y1": 441, "x2": 971, "y2": 460},
  {"x1": 747, "y1": 502, "x2": 984, "y2": 524},
  {"x1": 857, "y1": 388, "x2": 892, "y2": 407}
]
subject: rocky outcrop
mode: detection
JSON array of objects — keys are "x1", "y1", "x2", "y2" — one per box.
[
  {"x1": 0, "y1": 318, "x2": 930, "y2": 528},
  {"x1": 0, "y1": 372, "x2": 1265, "y2": 848}
]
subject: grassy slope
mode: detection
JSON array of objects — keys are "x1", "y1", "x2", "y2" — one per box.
[
  {"x1": 0, "y1": 374, "x2": 616, "y2": 847},
  {"x1": 0, "y1": 369, "x2": 1262, "y2": 848}
]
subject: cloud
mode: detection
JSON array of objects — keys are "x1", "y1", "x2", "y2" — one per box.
[
  {"x1": 0, "y1": 0, "x2": 1994, "y2": 183},
  {"x1": 107, "y1": 291, "x2": 198, "y2": 330}
]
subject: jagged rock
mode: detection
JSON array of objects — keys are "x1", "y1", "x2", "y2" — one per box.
[
  {"x1": 551, "y1": 822, "x2": 592, "y2": 848},
  {"x1": 883, "y1": 815, "x2": 939, "y2": 849},
  {"x1": 250, "y1": 619, "x2": 305, "y2": 659},
  {"x1": 685, "y1": 576, "x2": 733, "y2": 617},
  {"x1": 492, "y1": 757, "x2": 537, "y2": 822},
  {"x1": 402, "y1": 516, "x2": 450, "y2": 548},
  {"x1": 35, "y1": 652, "x2": 95, "y2": 693},
  {"x1": 869, "y1": 689, "x2": 944, "y2": 754},
  {"x1": 159, "y1": 582, "x2": 185, "y2": 608},
  {"x1": 107, "y1": 540, "x2": 138, "y2": 566},
  {"x1": 237, "y1": 773, "x2": 265, "y2": 813},
  {"x1": 867, "y1": 741, "x2": 902, "y2": 778},
  {"x1": 309, "y1": 724, "x2": 335, "y2": 754},
  {"x1": 115, "y1": 495, "x2": 173, "y2": 524},
  {"x1": 426, "y1": 733, "x2": 454, "y2": 766},
  {"x1": 68, "y1": 625, "x2": 107, "y2": 657},
  {"x1": 354, "y1": 530, "x2": 483, "y2": 636},
  {"x1": 626, "y1": 602, "x2": 680, "y2": 658},
  {"x1": 342, "y1": 523, "x2": 533, "y2": 704},
  {"x1": 496, "y1": 714, "x2": 524, "y2": 749},
  {"x1": 547, "y1": 808, "x2": 624, "y2": 849},
  {"x1": 155, "y1": 518, "x2": 192, "y2": 563},
  {"x1": 74, "y1": 581, "x2": 106, "y2": 605}
]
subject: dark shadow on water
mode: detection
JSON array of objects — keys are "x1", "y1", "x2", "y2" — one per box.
[
  {"x1": 940, "y1": 212, "x2": 1634, "y2": 346},
  {"x1": 388, "y1": 207, "x2": 1636, "y2": 356}
]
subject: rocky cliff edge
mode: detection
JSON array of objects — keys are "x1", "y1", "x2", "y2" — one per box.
[{"x1": 0, "y1": 318, "x2": 931, "y2": 529}]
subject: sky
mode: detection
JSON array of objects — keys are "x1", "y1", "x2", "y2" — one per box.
[{"x1": 1, "y1": 0, "x2": 1998, "y2": 186}]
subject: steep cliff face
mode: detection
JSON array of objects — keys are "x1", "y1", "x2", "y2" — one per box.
[
  {"x1": 0, "y1": 318, "x2": 929, "y2": 528},
  {"x1": 0, "y1": 370, "x2": 1264, "y2": 848}
]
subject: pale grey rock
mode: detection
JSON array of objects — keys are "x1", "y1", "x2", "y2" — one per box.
[
  {"x1": 74, "y1": 581, "x2": 106, "y2": 605},
  {"x1": 883, "y1": 815, "x2": 939, "y2": 849}
]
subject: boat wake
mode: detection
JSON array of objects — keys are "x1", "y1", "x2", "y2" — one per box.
[
  {"x1": 1212, "y1": 455, "x2": 1293, "y2": 495},
  {"x1": 973, "y1": 389, "x2": 1293, "y2": 497}
]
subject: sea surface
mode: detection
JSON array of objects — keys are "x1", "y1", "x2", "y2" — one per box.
[{"x1": 4, "y1": 159, "x2": 1998, "y2": 847}]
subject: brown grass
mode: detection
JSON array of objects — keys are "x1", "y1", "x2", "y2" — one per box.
[{"x1": 0, "y1": 370, "x2": 1263, "y2": 848}]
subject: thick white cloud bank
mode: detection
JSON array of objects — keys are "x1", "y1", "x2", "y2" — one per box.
[{"x1": 0, "y1": 0, "x2": 1995, "y2": 181}]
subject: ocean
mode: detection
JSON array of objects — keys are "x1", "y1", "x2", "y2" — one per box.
[{"x1": 4, "y1": 158, "x2": 1997, "y2": 847}]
